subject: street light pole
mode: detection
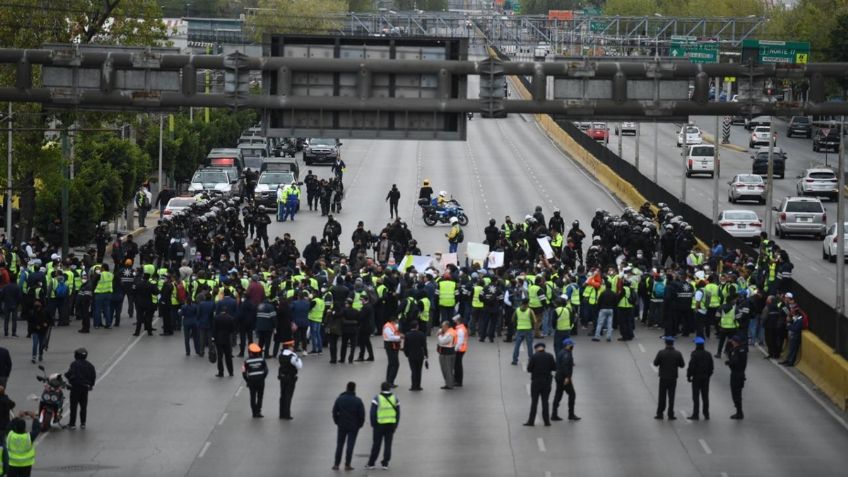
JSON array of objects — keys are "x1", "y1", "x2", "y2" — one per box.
[
  {"x1": 835, "y1": 115, "x2": 845, "y2": 355},
  {"x1": 635, "y1": 122, "x2": 640, "y2": 171},
  {"x1": 653, "y1": 120, "x2": 658, "y2": 182},
  {"x1": 158, "y1": 113, "x2": 164, "y2": 196},
  {"x1": 6, "y1": 103, "x2": 11, "y2": 239},
  {"x1": 61, "y1": 129, "x2": 70, "y2": 258},
  {"x1": 765, "y1": 117, "x2": 775, "y2": 234}
]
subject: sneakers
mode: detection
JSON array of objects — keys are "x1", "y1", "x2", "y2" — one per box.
[
  {"x1": 381, "y1": 464, "x2": 390, "y2": 470},
  {"x1": 364, "y1": 465, "x2": 376, "y2": 470},
  {"x1": 67, "y1": 424, "x2": 76, "y2": 430},
  {"x1": 81, "y1": 424, "x2": 86, "y2": 429}
]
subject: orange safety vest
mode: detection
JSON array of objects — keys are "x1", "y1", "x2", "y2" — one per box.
[
  {"x1": 455, "y1": 324, "x2": 468, "y2": 353},
  {"x1": 382, "y1": 321, "x2": 400, "y2": 342},
  {"x1": 446, "y1": 327, "x2": 458, "y2": 348}
]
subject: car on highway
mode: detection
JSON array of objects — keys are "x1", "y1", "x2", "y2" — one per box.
[
  {"x1": 188, "y1": 168, "x2": 237, "y2": 198},
  {"x1": 587, "y1": 122, "x2": 609, "y2": 144},
  {"x1": 676, "y1": 125, "x2": 702, "y2": 147},
  {"x1": 751, "y1": 147, "x2": 786, "y2": 179},
  {"x1": 163, "y1": 196, "x2": 202, "y2": 216},
  {"x1": 574, "y1": 121, "x2": 591, "y2": 131},
  {"x1": 255, "y1": 170, "x2": 298, "y2": 207},
  {"x1": 822, "y1": 222, "x2": 848, "y2": 262},
  {"x1": 744, "y1": 115, "x2": 771, "y2": 130},
  {"x1": 685, "y1": 144, "x2": 715, "y2": 178},
  {"x1": 749, "y1": 126, "x2": 776, "y2": 148},
  {"x1": 786, "y1": 116, "x2": 812, "y2": 138},
  {"x1": 727, "y1": 174, "x2": 766, "y2": 204},
  {"x1": 303, "y1": 138, "x2": 342, "y2": 165},
  {"x1": 719, "y1": 209, "x2": 763, "y2": 241},
  {"x1": 614, "y1": 122, "x2": 636, "y2": 135},
  {"x1": 773, "y1": 196, "x2": 827, "y2": 239},
  {"x1": 796, "y1": 168, "x2": 839, "y2": 200},
  {"x1": 812, "y1": 127, "x2": 841, "y2": 152}
]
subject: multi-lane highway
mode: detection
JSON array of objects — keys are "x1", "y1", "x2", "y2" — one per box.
[
  {"x1": 0, "y1": 74, "x2": 838, "y2": 476},
  {"x1": 606, "y1": 115, "x2": 845, "y2": 308}
]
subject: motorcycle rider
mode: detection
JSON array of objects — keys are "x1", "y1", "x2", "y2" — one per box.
[
  {"x1": 418, "y1": 180, "x2": 433, "y2": 203},
  {"x1": 64, "y1": 347, "x2": 96, "y2": 430}
]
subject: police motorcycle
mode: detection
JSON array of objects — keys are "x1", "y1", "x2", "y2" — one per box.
[
  {"x1": 34, "y1": 365, "x2": 68, "y2": 431},
  {"x1": 418, "y1": 196, "x2": 469, "y2": 227}
]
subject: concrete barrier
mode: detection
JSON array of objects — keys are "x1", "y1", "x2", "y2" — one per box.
[{"x1": 797, "y1": 332, "x2": 848, "y2": 411}]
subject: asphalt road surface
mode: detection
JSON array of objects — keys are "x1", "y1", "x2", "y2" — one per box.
[
  {"x1": 606, "y1": 115, "x2": 845, "y2": 310},
  {"x1": 2, "y1": 79, "x2": 846, "y2": 476}
]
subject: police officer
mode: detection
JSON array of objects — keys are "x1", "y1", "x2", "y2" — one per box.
[
  {"x1": 551, "y1": 338, "x2": 580, "y2": 421},
  {"x1": 653, "y1": 336, "x2": 685, "y2": 420},
  {"x1": 64, "y1": 347, "x2": 96, "y2": 429},
  {"x1": 524, "y1": 342, "x2": 556, "y2": 427},
  {"x1": 365, "y1": 382, "x2": 400, "y2": 470},
  {"x1": 726, "y1": 335, "x2": 747, "y2": 419},
  {"x1": 242, "y1": 343, "x2": 268, "y2": 418},
  {"x1": 278, "y1": 340, "x2": 303, "y2": 420},
  {"x1": 686, "y1": 336, "x2": 714, "y2": 420}
]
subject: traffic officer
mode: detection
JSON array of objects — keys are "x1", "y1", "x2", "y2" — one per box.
[
  {"x1": 382, "y1": 315, "x2": 402, "y2": 388},
  {"x1": 242, "y1": 343, "x2": 268, "y2": 418},
  {"x1": 715, "y1": 294, "x2": 739, "y2": 358},
  {"x1": 552, "y1": 297, "x2": 573, "y2": 356},
  {"x1": 653, "y1": 336, "x2": 685, "y2": 420},
  {"x1": 278, "y1": 340, "x2": 303, "y2": 420},
  {"x1": 435, "y1": 272, "x2": 458, "y2": 324},
  {"x1": 524, "y1": 342, "x2": 555, "y2": 427},
  {"x1": 452, "y1": 315, "x2": 468, "y2": 387},
  {"x1": 365, "y1": 382, "x2": 400, "y2": 471},
  {"x1": 552, "y1": 338, "x2": 580, "y2": 421},
  {"x1": 686, "y1": 336, "x2": 714, "y2": 420},
  {"x1": 726, "y1": 335, "x2": 747, "y2": 420}
]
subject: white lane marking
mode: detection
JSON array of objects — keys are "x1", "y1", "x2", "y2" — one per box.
[
  {"x1": 720, "y1": 472, "x2": 729, "y2": 477},
  {"x1": 650, "y1": 364, "x2": 658, "y2": 373},
  {"x1": 525, "y1": 383, "x2": 531, "y2": 396},
  {"x1": 235, "y1": 384, "x2": 244, "y2": 397},
  {"x1": 97, "y1": 317, "x2": 161, "y2": 385},
  {"x1": 545, "y1": 472, "x2": 552, "y2": 477},
  {"x1": 698, "y1": 438, "x2": 713, "y2": 455},
  {"x1": 638, "y1": 343, "x2": 646, "y2": 353},
  {"x1": 218, "y1": 412, "x2": 228, "y2": 426},
  {"x1": 757, "y1": 345, "x2": 848, "y2": 432},
  {"x1": 810, "y1": 266, "x2": 820, "y2": 272},
  {"x1": 198, "y1": 441, "x2": 211, "y2": 458},
  {"x1": 537, "y1": 437, "x2": 547, "y2": 453}
]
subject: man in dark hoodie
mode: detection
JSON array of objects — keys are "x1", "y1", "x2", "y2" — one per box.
[
  {"x1": 64, "y1": 347, "x2": 96, "y2": 429},
  {"x1": 332, "y1": 381, "x2": 365, "y2": 471}
]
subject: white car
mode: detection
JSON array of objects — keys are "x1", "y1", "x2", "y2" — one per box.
[
  {"x1": 719, "y1": 209, "x2": 763, "y2": 241},
  {"x1": 615, "y1": 122, "x2": 637, "y2": 135},
  {"x1": 685, "y1": 144, "x2": 715, "y2": 178},
  {"x1": 188, "y1": 168, "x2": 234, "y2": 197},
  {"x1": 677, "y1": 125, "x2": 702, "y2": 147},
  {"x1": 749, "y1": 126, "x2": 776, "y2": 148},
  {"x1": 728, "y1": 174, "x2": 766, "y2": 204},
  {"x1": 163, "y1": 196, "x2": 201, "y2": 216},
  {"x1": 796, "y1": 168, "x2": 839, "y2": 201},
  {"x1": 822, "y1": 222, "x2": 848, "y2": 262}
]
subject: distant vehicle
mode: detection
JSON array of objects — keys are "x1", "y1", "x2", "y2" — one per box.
[
  {"x1": 205, "y1": 148, "x2": 244, "y2": 181},
  {"x1": 615, "y1": 122, "x2": 637, "y2": 136},
  {"x1": 677, "y1": 125, "x2": 702, "y2": 147},
  {"x1": 188, "y1": 168, "x2": 236, "y2": 197},
  {"x1": 744, "y1": 116, "x2": 771, "y2": 131},
  {"x1": 822, "y1": 222, "x2": 848, "y2": 262},
  {"x1": 574, "y1": 122, "x2": 591, "y2": 131},
  {"x1": 163, "y1": 196, "x2": 201, "y2": 216},
  {"x1": 749, "y1": 126, "x2": 776, "y2": 148},
  {"x1": 260, "y1": 158, "x2": 300, "y2": 179},
  {"x1": 719, "y1": 209, "x2": 763, "y2": 241},
  {"x1": 303, "y1": 138, "x2": 342, "y2": 165},
  {"x1": 685, "y1": 144, "x2": 715, "y2": 178},
  {"x1": 533, "y1": 42, "x2": 550, "y2": 59},
  {"x1": 786, "y1": 116, "x2": 812, "y2": 138},
  {"x1": 796, "y1": 168, "x2": 839, "y2": 200},
  {"x1": 255, "y1": 171, "x2": 298, "y2": 207},
  {"x1": 587, "y1": 122, "x2": 609, "y2": 144},
  {"x1": 812, "y1": 127, "x2": 841, "y2": 152},
  {"x1": 727, "y1": 174, "x2": 766, "y2": 204},
  {"x1": 750, "y1": 147, "x2": 786, "y2": 179},
  {"x1": 773, "y1": 196, "x2": 827, "y2": 239}
]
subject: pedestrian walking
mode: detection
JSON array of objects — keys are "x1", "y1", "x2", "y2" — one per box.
[
  {"x1": 278, "y1": 340, "x2": 302, "y2": 420},
  {"x1": 524, "y1": 342, "x2": 556, "y2": 426},
  {"x1": 403, "y1": 320, "x2": 427, "y2": 391},
  {"x1": 436, "y1": 321, "x2": 456, "y2": 389},
  {"x1": 382, "y1": 315, "x2": 402, "y2": 388},
  {"x1": 332, "y1": 381, "x2": 365, "y2": 471},
  {"x1": 726, "y1": 335, "x2": 747, "y2": 419},
  {"x1": 653, "y1": 336, "x2": 685, "y2": 420},
  {"x1": 242, "y1": 343, "x2": 268, "y2": 418},
  {"x1": 687, "y1": 336, "x2": 714, "y2": 420},
  {"x1": 3, "y1": 279, "x2": 21, "y2": 337},
  {"x1": 211, "y1": 302, "x2": 237, "y2": 378},
  {"x1": 552, "y1": 338, "x2": 580, "y2": 421},
  {"x1": 134, "y1": 184, "x2": 151, "y2": 228},
  {"x1": 64, "y1": 347, "x2": 96, "y2": 430},
  {"x1": 365, "y1": 382, "x2": 399, "y2": 471},
  {"x1": 28, "y1": 300, "x2": 49, "y2": 363},
  {"x1": 385, "y1": 184, "x2": 400, "y2": 219}
]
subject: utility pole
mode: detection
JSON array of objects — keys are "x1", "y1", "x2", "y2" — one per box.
[
  {"x1": 835, "y1": 115, "x2": 845, "y2": 355},
  {"x1": 60, "y1": 129, "x2": 70, "y2": 258},
  {"x1": 765, "y1": 117, "x2": 776, "y2": 234},
  {"x1": 5, "y1": 103, "x2": 12, "y2": 238},
  {"x1": 635, "y1": 122, "x2": 640, "y2": 172}
]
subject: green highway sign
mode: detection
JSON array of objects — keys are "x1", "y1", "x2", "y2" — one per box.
[
  {"x1": 741, "y1": 39, "x2": 811, "y2": 64},
  {"x1": 670, "y1": 39, "x2": 718, "y2": 64},
  {"x1": 590, "y1": 21, "x2": 608, "y2": 32}
]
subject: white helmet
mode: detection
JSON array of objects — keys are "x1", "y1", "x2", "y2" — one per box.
[
  {"x1": 439, "y1": 191, "x2": 447, "y2": 197},
  {"x1": 450, "y1": 217, "x2": 458, "y2": 224}
]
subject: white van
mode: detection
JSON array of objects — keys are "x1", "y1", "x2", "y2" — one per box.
[{"x1": 685, "y1": 144, "x2": 716, "y2": 178}]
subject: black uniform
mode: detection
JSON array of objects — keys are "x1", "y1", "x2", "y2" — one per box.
[
  {"x1": 653, "y1": 345, "x2": 685, "y2": 419},
  {"x1": 525, "y1": 347, "x2": 556, "y2": 426},
  {"x1": 133, "y1": 278, "x2": 157, "y2": 336},
  {"x1": 403, "y1": 328, "x2": 428, "y2": 391},
  {"x1": 727, "y1": 342, "x2": 748, "y2": 418},
  {"x1": 385, "y1": 186, "x2": 400, "y2": 219},
  {"x1": 278, "y1": 349, "x2": 301, "y2": 419},
  {"x1": 212, "y1": 310, "x2": 237, "y2": 377},
  {"x1": 686, "y1": 346, "x2": 714, "y2": 420},
  {"x1": 64, "y1": 357, "x2": 96, "y2": 428},
  {"x1": 552, "y1": 347, "x2": 576, "y2": 419},
  {"x1": 242, "y1": 355, "x2": 268, "y2": 417}
]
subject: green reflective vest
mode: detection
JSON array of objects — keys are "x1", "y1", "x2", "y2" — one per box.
[
  {"x1": 376, "y1": 394, "x2": 398, "y2": 424},
  {"x1": 719, "y1": 305, "x2": 738, "y2": 329},
  {"x1": 515, "y1": 307, "x2": 533, "y2": 330},
  {"x1": 419, "y1": 297, "x2": 430, "y2": 322},
  {"x1": 704, "y1": 283, "x2": 720, "y2": 308},
  {"x1": 617, "y1": 287, "x2": 633, "y2": 309},
  {"x1": 95, "y1": 271, "x2": 113, "y2": 294},
  {"x1": 438, "y1": 280, "x2": 457, "y2": 307},
  {"x1": 309, "y1": 297, "x2": 325, "y2": 323},
  {"x1": 554, "y1": 306, "x2": 572, "y2": 331},
  {"x1": 352, "y1": 291, "x2": 363, "y2": 311},
  {"x1": 471, "y1": 286, "x2": 484, "y2": 309},
  {"x1": 528, "y1": 284, "x2": 543, "y2": 308},
  {"x1": 582, "y1": 286, "x2": 599, "y2": 305},
  {"x1": 6, "y1": 431, "x2": 35, "y2": 468}
]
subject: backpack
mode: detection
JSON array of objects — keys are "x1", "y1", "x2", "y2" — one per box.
[
  {"x1": 136, "y1": 191, "x2": 150, "y2": 210},
  {"x1": 456, "y1": 228, "x2": 464, "y2": 243},
  {"x1": 55, "y1": 281, "x2": 69, "y2": 298},
  {"x1": 176, "y1": 282, "x2": 188, "y2": 304},
  {"x1": 652, "y1": 281, "x2": 666, "y2": 298}
]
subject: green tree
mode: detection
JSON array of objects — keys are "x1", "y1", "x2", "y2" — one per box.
[
  {"x1": 246, "y1": 0, "x2": 346, "y2": 38},
  {"x1": 349, "y1": 0, "x2": 376, "y2": 10},
  {"x1": 830, "y1": 13, "x2": 848, "y2": 61},
  {"x1": 603, "y1": 0, "x2": 658, "y2": 15}
]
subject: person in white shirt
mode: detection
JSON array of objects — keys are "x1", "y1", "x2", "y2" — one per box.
[
  {"x1": 382, "y1": 316, "x2": 402, "y2": 388},
  {"x1": 436, "y1": 321, "x2": 456, "y2": 389}
]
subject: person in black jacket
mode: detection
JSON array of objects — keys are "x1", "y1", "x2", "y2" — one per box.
[
  {"x1": 726, "y1": 335, "x2": 748, "y2": 419},
  {"x1": 403, "y1": 320, "x2": 428, "y2": 391},
  {"x1": 64, "y1": 347, "x2": 96, "y2": 429},
  {"x1": 552, "y1": 338, "x2": 580, "y2": 421},
  {"x1": 212, "y1": 304, "x2": 237, "y2": 377},
  {"x1": 385, "y1": 184, "x2": 401, "y2": 219},
  {"x1": 687, "y1": 336, "x2": 714, "y2": 420},
  {"x1": 340, "y1": 299, "x2": 359, "y2": 364},
  {"x1": 524, "y1": 342, "x2": 556, "y2": 426},
  {"x1": 332, "y1": 381, "x2": 365, "y2": 470},
  {"x1": 242, "y1": 343, "x2": 268, "y2": 418},
  {"x1": 0, "y1": 345, "x2": 11, "y2": 387},
  {"x1": 653, "y1": 336, "x2": 685, "y2": 420},
  {"x1": 133, "y1": 273, "x2": 157, "y2": 337}
]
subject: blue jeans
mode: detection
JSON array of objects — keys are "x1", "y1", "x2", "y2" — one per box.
[
  {"x1": 541, "y1": 308, "x2": 553, "y2": 336},
  {"x1": 31, "y1": 331, "x2": 45, "y2": 359},
  {"x1": 309, "y1": 321, "x2": 322, "y2": 352},
  {"x1": 448, "y1": 242, "x2": 458, "y2": 253},
  {"x1": 748, "y1": 317, "x2": 763, "y2": 345},
  {"x1": 785, "y1": 332, "x2": 801, "y2": 364},
  {"x1": 183, "y1": 322, "x2": 200, "y2": 355},
  {"x1": 512, "y1": 330, "x2": 533, "y2": 364},
  {"x1": 594, "y1": 308, "x2": 614, "y2": 340},
  {"x1": 277, "y1": 202, "x2": 285, "y2": 222},
  {"x1": 93, "y1": 293, "x2": 113, "y2": 327},
  {"x1": 283, "y1": 201, "x2": 298, "y2": 221}
]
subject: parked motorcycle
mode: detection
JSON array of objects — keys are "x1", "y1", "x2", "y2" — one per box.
[
  {"x1": 35, "y1": 365, "x2": 67, "y2": 431},
  {"x1": 418, "y1": 198, "x2": 469, "y2": 227}
]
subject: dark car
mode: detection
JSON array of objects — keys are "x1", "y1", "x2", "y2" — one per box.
[
  {"x1": 786, "y1": 116, "x2": 812, "y2": 138},
  {"x1": 303, "y1": 138, "x2": 341, "y2": 165},
  {"x1": 813, "y1": 127, "x2": 841, "y2": 152},
  {"x1": 751, "y1": 150, "x2": 786, "y2": 179}
]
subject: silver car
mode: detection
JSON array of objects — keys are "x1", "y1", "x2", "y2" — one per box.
[
  {"x1": 728, "y1": 174, "x2": 766, "y2": 204},
  {"x1": 773, "y1": 196, "x2": 827, "y2": 239}
]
